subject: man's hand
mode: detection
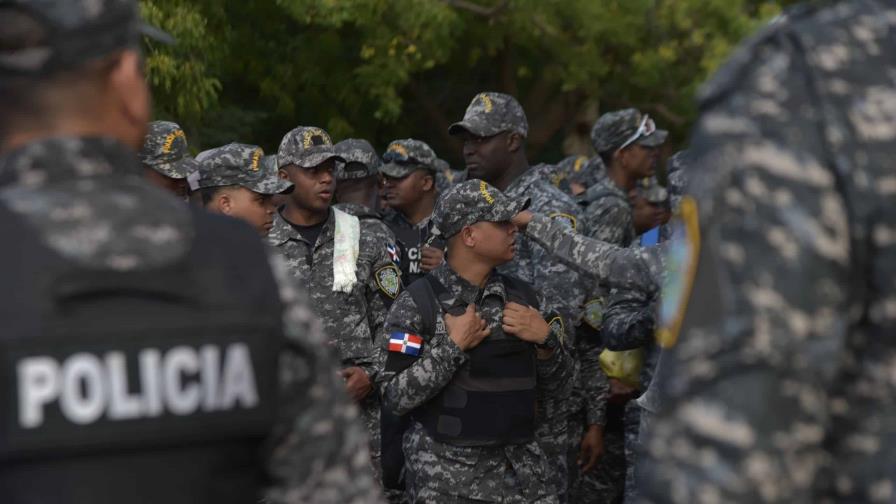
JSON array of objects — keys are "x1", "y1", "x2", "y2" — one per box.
[
  {"x1": 420, "y1": 245, "x2": 444, "y2": 272},
  {"x1": 511, "y1": 210, "x2": 534, "y2": 231},
  {"x1": 608, "y1": 378, "x2": 638, "y2": 405},
  {"x1": 502, "y1": 302, "x2": 550, "y2": 344},
  {"x1": 340, "y1": 367, "x2": 373, "y2": 402},
  {"x1": 445, "y1": 304, "x2": 490, "y2": 351},
  {"x1": 578, "y1": 424, "x2": 605, "y2": 472}
]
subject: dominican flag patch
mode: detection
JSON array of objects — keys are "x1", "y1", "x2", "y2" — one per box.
[
  {"x1": 387, "y1": 243, "x2": 400, "y2": 265},
  {"x1": 389, "y1": 332, "x2": 423, "y2": 356}
]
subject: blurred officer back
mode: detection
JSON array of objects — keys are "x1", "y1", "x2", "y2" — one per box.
[
  {"x1": 639, "y1": 2, "x2": 896, "y2": 502},
  {"x1": 0, "y1": 2, "x2": 383, "y2": 503}
]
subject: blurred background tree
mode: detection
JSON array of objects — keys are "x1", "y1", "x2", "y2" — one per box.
[{"x1": 141, "y1": 0, "x2": 796, "y2": 165}]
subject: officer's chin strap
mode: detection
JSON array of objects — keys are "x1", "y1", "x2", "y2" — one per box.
[{"x1": 332, "y1": 207, "x2": 360, "y2": 292}]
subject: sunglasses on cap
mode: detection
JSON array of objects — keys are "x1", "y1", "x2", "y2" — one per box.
[
  {"x1": 617, "y1": 115, "x2": 657, "y2": 151},
  {"x1": 382, "y1": 150, "x2": 421, "y2": 165}
]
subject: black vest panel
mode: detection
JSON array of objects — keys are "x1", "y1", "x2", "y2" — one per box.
[
  {"x1": 0, "y1": 204, "x2": 283, "y2": 504},
  {"x1": 412, "y1": 275, "x2": 538, "y2": 447}
]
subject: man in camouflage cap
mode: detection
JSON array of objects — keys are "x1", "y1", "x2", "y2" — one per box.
[
  {"x1": 380, "y1": 138, "x2": 446, "y2": 286},
  {"x1": 638, "y1": 2, "x2": 896, "y2": 502},
  {"x1": 192, "y1": 142, "x2": 292, "y2": 236},
  {"x1": 270, "y1": 125, "x2": 403, "y2": 490},
  {"x1": 450, "y1": 92, "x2": 587, "y2": 499},
  {"x1": 139, "y1": 120, "x2": 198, "y2": 200},
  {"x1": 379, "y1": 178, "x2": 572, "y2": 503},
  {"x1": 0, "y1": 1, "x2": 383, "y2": 503}
]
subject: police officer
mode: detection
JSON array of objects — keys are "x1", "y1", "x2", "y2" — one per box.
[
  {"x1": 380, "y1": 138, "x2": 445, "y2": 286},
  {"x1": 380, "y1": 179, "x2": 572, "y2": 503},
  {"x1": 270, "y1": 125, "x2": 403, "y2": 485},
  {"x1": 0, "y1": 1, "x2": 383, "y2": 503},
  {"x1": 578, "y1": 109, "x2": 668, "y2": 246},
  {"x1": 638, "y1": 2, "x2": 896, "y2": 502},
  {"x1": 433, "y1": 156, "x2": 465, "y2": 194},
  {"x1": 193, "y1": 143, "x2": 293, "y2": 237},
  {"x1": 139, "y1": 120, "x2": 198, "y2": 200}
]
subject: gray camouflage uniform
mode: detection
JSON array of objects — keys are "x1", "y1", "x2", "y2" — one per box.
[
  {"x1": 194, "y1": 143, "x2": 294, "y2": 195},
  {"x1": 639, "y1": 2, "x2": 896, "y2": 502},
  {"x1": 449, "y1": 92, "x2": 587, "y2": 500},
  {"x1": 139, "y1": 121, "x2": 199, "y2": 180},
  {"x1": 379, "y1": 180, "x2": 573, "y2": 503},
  {"x1": 269, "y1": 127, "x2": 402, "y2": 485}
]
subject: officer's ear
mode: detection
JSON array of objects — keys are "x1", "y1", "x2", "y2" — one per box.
[
  {"x1": 459, "y1": 225, "x2": 477, "y2": 248},
  {"x1": 421, "y1": 173, "x2": 435, "y2": 192},
  {"x1": 215, "y1": 191, "x2": 233, "y2": 215},
  {"x1": 106, "y1": 50, "x2": 150, "y2": 151},
  {"x1": 506, "y1": 132, "x2": 523, "y2": 154}
]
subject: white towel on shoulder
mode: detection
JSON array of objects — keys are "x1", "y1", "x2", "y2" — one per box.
[{"x1": 332, "y1": 207, "x2": 361, "y2": 293}]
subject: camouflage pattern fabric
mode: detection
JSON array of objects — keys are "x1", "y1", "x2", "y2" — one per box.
[
  {"x1": 0, "y1": 136, "x2": 384, "y2": 504},
  {"x1": 266, "y1": 207, "x2": 402, "y2": 480},
  {"x1": 194, "y1": 143, "x2": 293, "y2": 195},
  {"x1": 277, "y1": 126, "x2": 343, "y2": 169},
  {"x1": 380, "y1": 138, "x2": 440, "y2": 179},
  {"x1": 449, "y1": 92, "x2": 529, "y2": 138},
  {"x1": 378, "y1": 263, "x2": 573, "y2": 503},
  {"x1": 639, "y1": 2, "x2": 896, "y2": 502},
  {"x1": 590, "y1": 109, "x2": 668, "y2": 154},
  {"x1": 431, "y1": 179, "x2": 528, "y2": 239},
  {"x1": 334, "y1": 139, "x2": 381, "y2": 180},
  {"x1": 139, "y1": 121, "x2": 198, "y2": 179},
  {"x1": 578, "y1": 175, "x2": 638, "y2": 247}
]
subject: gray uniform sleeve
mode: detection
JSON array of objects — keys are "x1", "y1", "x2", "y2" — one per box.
[
  {"x1": 525, "y1": 213, "x2": 664, "y2": 292},
  {"x1": 263, "y1": 252, "x2": 385, "y2": 504},
  {"x1": 602, "y1": 287, "x2": 656, "y2": 352}
]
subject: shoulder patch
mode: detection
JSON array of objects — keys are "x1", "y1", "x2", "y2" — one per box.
[
  {"x1": 386, "y1": 242, "x2": 400, "y2": 266},
  {"x1": 656, "y1": 196, "x2": 700, "y2": 348},
  {"x1": 583, "y1": 298, "x2": 604, "y2": 331},
  {"x1": 549, "y1": 212, "x2": 577, "y2": 231},
  {"x1": 375, "y1": 265, "x2": 401, "y2": 299}
]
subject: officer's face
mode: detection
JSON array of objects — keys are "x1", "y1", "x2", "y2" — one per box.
[
  {"x1": 214, "y1": 187, "x2": 277, "y2": 236},
  {"x1": 462, "y1": 132, "x2": 510, "y2": 182},
  {"x1": 621, "y1": 144, "x2": 658, "y2": 179},
  {"x1": 469, "y1": 220, "x2": 517, "y2": 263},
  {"x1": 280, "y1": 160, "x2": 335, "y2": 213},
  {"x1": 381, "y1": 170, "x2": 432, "y2": 212}
]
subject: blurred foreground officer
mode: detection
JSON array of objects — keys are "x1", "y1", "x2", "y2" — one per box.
[
  {"x1": 639, "y1": 2, "x2": 896, "y2": 502},
  {"x1": 0, "y1": 2, "x2": 383, "y2": 503},
  {"x1": 380, "y1": 180, "x2": 572, "y2": 503},
  {"x1": 139, "y1": 121, "x2": 197, "y2": 200},
  {"x1": 194, "y1": 143, "x2": 293, "y2": 237}
]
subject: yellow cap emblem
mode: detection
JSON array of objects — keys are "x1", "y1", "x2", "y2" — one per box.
[
  {"x1": 479, "y1": 180, "x2": 495, "y2": 205},
  {"x1": 161, "y1": 129, "x2": 185, "y2": 154},
  {"x1": 478, "y1": 93, "x2": 494, "y2": 113}
]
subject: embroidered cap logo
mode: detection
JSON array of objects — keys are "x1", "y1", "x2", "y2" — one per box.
[
  {"x1": 249, "y1": 148, "x2": 263, "y2": 172},
  {"x1": 162, "y1": 130, "x2": 185, "y2": 154},
  {"x1": 302, "y1": 128, "x2": 330, "y2": 149},
  {"x1": 478, "y1": 93, "x2": 494, "y2": 113},
  {"x1": 479, "y1": 180, "x2": 495, "y2": 205}
]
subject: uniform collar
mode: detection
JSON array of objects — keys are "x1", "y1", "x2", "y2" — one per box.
[
  {"x1": 432, "y1": 263, "x2": 506, "y2": 307},
  {"x1": 504, "y1": 165, "x2": 541, "y2": 199},
  {"x1": 268, "y1": 208, "x2": 336, "y2": 247},
  {"x1": 0, "y1": 136, "x2": 141, "y2": 189}
]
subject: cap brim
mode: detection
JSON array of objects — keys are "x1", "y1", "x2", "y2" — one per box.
[
  {"x1": 448, "y1": 119, "x2": 497, "y2": 137},
  {"x1": 249, "y1": 177, "x2": 294, "y2": 195},
  {"x1": 380, "y1": 162, "x2": 416, "y2": 178},
  {"x1": 281, "y1": 152, "x2": 344, "y2": 169},
  {"x1": 140, "y1": 23, "x2": 176, "y2": 45},
  {"x1": 638, "y1": 129, "x2": 668, "y2": 148},
  {"x1": 490, "y1": 196, "x2": 531, "y2": 222},
  {"x1": 148, "y1": 156, "x2": 197, "y2": 179}
]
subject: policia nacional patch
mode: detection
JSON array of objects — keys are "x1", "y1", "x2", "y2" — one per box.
[
  {"x1": 375, "y1": 265, "x2": 401, "y2": 299},
  {"x1": 548, "y1": 212, "x2": 577, "y2": 231},
  {"x1": 656, "y1": 195, "x2": 700, "y2": 348}
]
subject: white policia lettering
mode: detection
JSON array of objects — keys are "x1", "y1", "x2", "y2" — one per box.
[{"x1": 16, "y1": 343, "x2": 259, "y2": 428}]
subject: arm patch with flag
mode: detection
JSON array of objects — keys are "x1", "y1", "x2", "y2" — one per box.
[{"x1": 389, "y1": 332, "x2": 423, "y2": 356}]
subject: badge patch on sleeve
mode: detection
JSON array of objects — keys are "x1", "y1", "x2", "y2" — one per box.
[
  {"x1": 389, "y1": 332, "x2": 423, "y2": 356},
  {"x1": 583, "y1": 298, "x2": 604, "y2": 331},
  {"x1": 547, "y1": 316, "x2": 565, "y2": 343},
  {"x1": 375, "y1": 265, "x2": 401, "y2": 299},
  {"x1": 656, "y1": 196, "x2": 700, "y2": 348},
  {"x1": 549, "y1": 212, "x2": 577, "y2": 231}
]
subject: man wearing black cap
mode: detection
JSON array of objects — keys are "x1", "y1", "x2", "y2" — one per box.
[
  {"x1": 0, "y1": 2, "x2": 383, "y2": 503},
  {"x1": 271, "y1": 125, "x2": 403, "y2": 488},
  {"x1": 380, "y1": 138, "x2": 446, "y2": 286},
  {"x1": 379, "y1": 179, "x2": 572, "y2": 503},
  {"x1": 449, "y1": 92, "x2": 588, "y2": 499}
]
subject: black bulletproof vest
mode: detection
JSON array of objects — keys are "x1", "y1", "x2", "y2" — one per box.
[
  {"x1": 386, "y1": 218, "x2": 443, "y2": 286},
  {"x1": 0, "y1": 204, "x2": 282, "y2": 504},
  {"x1": 410, "y1": 274, "x2": 538, "y2": 447}
]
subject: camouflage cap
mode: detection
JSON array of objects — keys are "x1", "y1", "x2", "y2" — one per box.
[
  {"x1": 591, "y1": 108, "x2": 668, "y2": 154},
  {"x1": 138, "y1": 121, "x2": 198, "y2": 180},
  {"x1": 636, "y1": 176, "x2": 669, "y2": 205},
  {"x1": 380, "y1": 138, "x2": 439, "y2": 178},
  {"x1": 277, "y1": 126, "x2": 343, "y2": 169},
  {"x1": 334, "y1": 138, "x2": 381, "y2": 180},
  {"x1": 194, "y1": 143, "x2": 293, "y2": 195},
  {"x1": 0, "y1": 0, "x2": 174, "y2": 77},
  {"x1": 448, "y1": 92, "x2": 528, "y2": 138},
  {"x1": 431, "y1": 179, "x2": 530, "y2": 239}
]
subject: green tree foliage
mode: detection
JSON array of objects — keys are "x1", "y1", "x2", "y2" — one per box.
[{"x1": 141, "y1": 0, "x2": 792, "y2": 163}]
